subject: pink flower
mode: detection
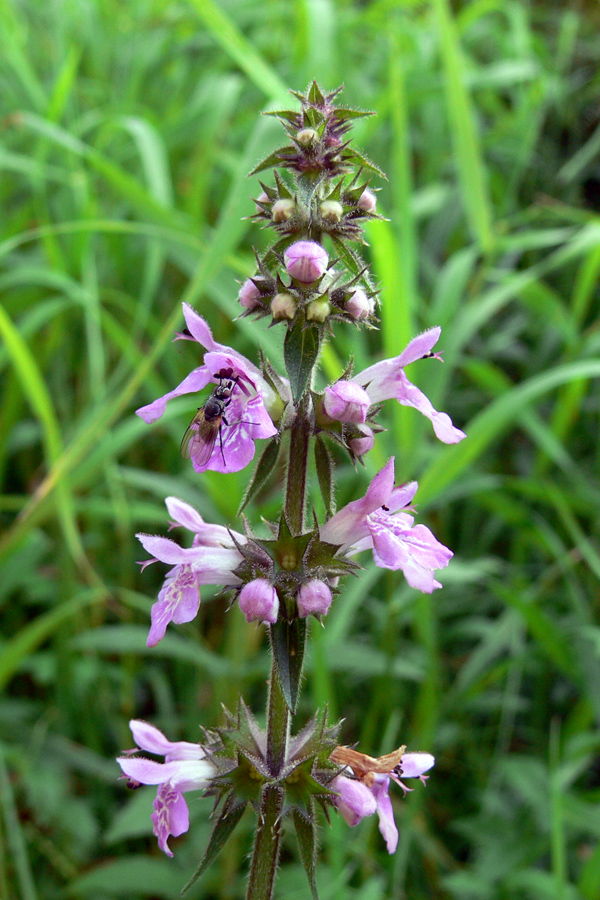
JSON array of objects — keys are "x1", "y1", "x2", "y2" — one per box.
[
  {"x1": 284, "y1": 241, "x2": 329, "y2": 283},
  {"x1": 136, "y1": 304, "x2": 277, "y2": 473},
  {"x1": 326, "y1": 328, "x2": 465, "y2": 444},
  {"x1": 320, "y1": 459, "x2": 453, "y2": 592},
  {"x1": 137, "y1": 497, "x2": 245, "y2": 646},
  {"x1": 117, "y1": 720, "x2": 216, "y2": 857},
  {"x1": 238, "y1": 579, "x2": 279, "y2": 624},
  {"x1": 333, "y1": 752, "x2": 434, "y2": 853}
]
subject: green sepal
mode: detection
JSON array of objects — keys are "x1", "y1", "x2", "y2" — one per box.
[
  {"x1": 343, "y1": 147, "x2": 387, "y2": 179},
  {"x1": 181, "y1": 798, "x2": 246, "y2": 896},
  {"x1": 308, "y1": 81, "x2": 326, "y2": 106},
  {"x1": 303, "y1": 534, "x2": 360, "y2": 578},
  {"x1": 330, "y1": 107, "x2": 374, "y2": 121},
  {"x1": 271, "y1": 617, "x2": 307, "y2": 713},
  {"x1": 250, "y1": 147, "x2": 294, "y2": 176},
  {"x1": 314, "y1": 436, "x2": 335, "y2": 518},
  {"x1": 263, "y1": 108, "x2": 300, "y2": 124},
  {"x1": 292, "y1": 808, "x2": 319, "y2": 900},
  {"x1": 329, "y1": 235, "x2": 374, "y2": 290},
  {"x1": 238, "y1": 438, "x2": 281, "y2": 514},
  {"x1": 273, "y1": 169, "x2": 293, "y2": 199},
  {"x1": 284, "y1": 315, "x2": 321, "y2": 403}
]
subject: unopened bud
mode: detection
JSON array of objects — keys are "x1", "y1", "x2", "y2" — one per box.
[
  {"x1": 284, "y1": 241, "x2": 329, "y2": 283},
  {"x1": 346, "y1": 288, "x2": 375, "y2": 319},
  {"x1": 297, "y1": 580, "x2": 332, "y2": 618},
  {"x1": 320, "y1": 200, "x2": 343, "y2": 224},
  {"x1": 271, "y1": 292, "x2": 296, "y2": 320},
  {"x1": 348, "y1": 424, "x2": 374, "y2": 457},
  {"x1": 324, "y1": 381, "x2": 370, "y2": 423},
  {"x1": 238, "y1": 277, "x2": 263, "y2": 310},
  {"x1": 358, "y1": 188, "x2": 377, "y2": 213},
  {"x1": 272, "y1": 198, "x2": 295, "y2": 223},
  {"x1": 255, "y1": 191, "x2": 270, "y2": 212},
  {"x1": 296, "y1": 128, "x2": 318, "y2": 146},
  {"x1": 307, "y1": 297, "x2": 331, "y2": 323},
  {"x1": 239, "y1": 579, "x2": 279, "y2": 624}
]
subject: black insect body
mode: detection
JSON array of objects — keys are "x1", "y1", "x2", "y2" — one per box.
[{"x1": 180, "y1": 373, "x2": 239, "y2": 467}]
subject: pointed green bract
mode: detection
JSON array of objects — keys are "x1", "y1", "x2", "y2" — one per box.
[
  {"x1": 181, "y1": 800, "x2": 246, "y2": 896},
  {"x1": 271, "y1": 617, "x2": 307, "y2": 713},
  {"x1": 292, "y1": 808, "x2": 319, "y2": 900}
]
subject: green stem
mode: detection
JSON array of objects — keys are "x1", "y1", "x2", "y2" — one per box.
[
  {"x1": 245, "y1": 657, "x2": 289, "y2": 900},
  {"x1": 266, "y1": 656, "x2": 290, "y2": 774},
  {"x1": 285, "y1": 393, "x2": 312, "y2": 534},
  {"x1": 245, "y1": 785, "x2": 285, "y2": 900}
]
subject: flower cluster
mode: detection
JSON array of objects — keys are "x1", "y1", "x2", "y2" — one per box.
[{"x1": 122, "y1": 83, "x2": 467, "y2": 891}]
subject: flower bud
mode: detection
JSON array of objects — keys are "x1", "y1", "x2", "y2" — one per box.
[
  {"x1": 272, "y1": 198, "x2": 295, "y2": 223},
  {"x1": 296, "y1": 128, "x2": 318, "y2": 145},
  {"x1": 320, "y1": 200, "x2": 343, "y2": 224},
  {"x1": 284, "y1": 241, "x2": 328, "y2": 283},
  {"x1": 324, "y1": 381, "x2": 370, "y2": 424},
  {"x1": 306, "y1": 297, "x2": 331, "y2": 323},
  {"x1": 255, "y1": 190, "x2": 270, "y2": 212},
  {"x1": 345, "y1": 288, "x2": 375, "y2": 320},
  {"x1": 271, "y1": 292, "x2": 296, "y2": 320},
  {"x1": 358, "y1": 188, "x2": 377, "y2": 213},
  {"x1": 238, "y1": 278, "x2": 263, "y2": 310},
  {"x1": 297, "y1": 580, "x2": 332, "y2": 618},
  {"x1": 239, "y1": 579, "x2": 279, "y2": 624},
  {"x1": 348, "y1": 424, "x2": 374, "y2": 457}
]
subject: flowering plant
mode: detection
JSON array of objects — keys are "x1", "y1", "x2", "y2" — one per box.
[{"x1": 118, "y1": 83, "x2": 465, "y2": 899}]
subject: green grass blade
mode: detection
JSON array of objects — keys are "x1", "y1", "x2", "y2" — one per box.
[{"x1": 432, "y1": 0, "x2": 494, "y2": 251}]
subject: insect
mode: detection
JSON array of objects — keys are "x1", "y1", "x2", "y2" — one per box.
[{"x1": 180, "y1": 372, "x2": 239, "y2": 467}]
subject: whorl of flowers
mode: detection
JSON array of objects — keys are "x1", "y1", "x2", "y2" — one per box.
[{"x1": 122, "y1": 83, "x2": 466, "y2": 896}]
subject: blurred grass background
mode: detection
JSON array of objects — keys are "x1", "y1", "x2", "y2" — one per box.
[{"x1": 1, "y1": 0, "x2": 600, "y2": 898}]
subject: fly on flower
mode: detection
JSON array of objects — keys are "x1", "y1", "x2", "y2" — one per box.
[{"x1": 180, "y1": 369, "x2": 239, "y2": 467}]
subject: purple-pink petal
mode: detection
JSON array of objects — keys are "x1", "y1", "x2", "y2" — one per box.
[
  {"x1": 147, "y1": 566, "x2": 200, "y2": 646},
  {"x1": 354, "y1": 328, "x2": 442, "y2": 388},
  {"x1": 332, "y1": 775, "x2": 377, "y2": 825},
  {"x1": 320, "y1": 458, "x2": 395, "y2": 547},
  {"x1": 165, "y1": 497, "x2": 206, "y2": 534},
  {"x1": 152, "y1": 784, "x2": 189, "y2": 857},
  {"x1": 136, "y1": 368, "x2": 211, "y2": 423},
  {"x1": 371, "y1": 775, "x2": 398, "y2": 854},
  {"x1": 397, "y1": 752, "x2": 435, "y2": 779},
  {"x1": 391, "y1": 376, "x2": 466, "y2": 444}
]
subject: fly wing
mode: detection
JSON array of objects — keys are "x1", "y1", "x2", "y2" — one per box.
[{"x1": 180, "y1": 409, "x2": 220, "y2": 466}]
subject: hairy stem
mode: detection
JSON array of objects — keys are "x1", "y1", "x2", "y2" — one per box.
[
  {"x1": 284, "y1": 393, "x2": 312, "y2": 535},
  {"x1": 245, "y1": 785, "x2": 285, "y2": 900}
]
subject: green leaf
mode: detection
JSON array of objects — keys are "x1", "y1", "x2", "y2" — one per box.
[
  {"x1": 292, "y1": 809, "x2": 319, "y2": 900},
  {"x1": 181, "y1": 801, "x2": 247, "y2": 896},
  {"x1": 238, "y1": 438, "x2": 281, "y2": 513},
  {"x1": 283, "y1": 317, "x2": 321, "y2": 404},
  {"x1": 271, "y1": 618, "x2": 307, "y2": 713}
]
